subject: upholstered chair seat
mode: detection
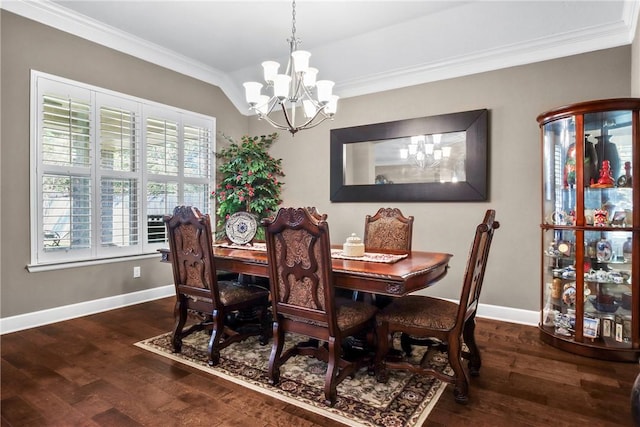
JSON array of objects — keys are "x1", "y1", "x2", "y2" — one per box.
[
  {"x1": 283, "y1": 298, "x2": 378, "y2": 330},
  {"x1": 187, "y1": 282, "x2": 268, "y2": 306},
  {"x1": 217, "y1": 281, "x2": 269, "y2": 305},
  {"x1": 377, "y1": 296, "x2": 458, "y2": 330}
]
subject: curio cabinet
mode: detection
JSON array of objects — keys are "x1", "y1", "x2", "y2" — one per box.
[{"x1": 538, "y1": 98, "x2": 640, "y2": 361}]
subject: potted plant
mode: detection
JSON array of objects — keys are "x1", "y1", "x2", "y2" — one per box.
[{"x1": 211, "y1": 133, "x2": 284, "y2": 240}]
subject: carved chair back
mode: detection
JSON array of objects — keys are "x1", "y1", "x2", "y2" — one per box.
[
  {"x1": 164, "y1": 205, "x2": 222, "y2": 308},
  {"x1": 264, "y1": 207, "x2": 338, "y2": 335},
  {"x1": 456, "y1": 209, "x2": 499, "y2": 327},
  {"x1": 364, "y1": 207, "x2": 414, "y2": 252}
]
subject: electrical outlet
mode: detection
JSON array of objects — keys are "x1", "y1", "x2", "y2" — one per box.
[{"x1": 133, "y1": 266, "x2": 141, "y2": 278}]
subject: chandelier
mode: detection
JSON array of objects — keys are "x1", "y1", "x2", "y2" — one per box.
[
  {"x1": 399, "y1": 134, "x2": 452, "y2": 170},
  {"x1": 242, "y1": 0, "x2": 338, "y2": 135}
]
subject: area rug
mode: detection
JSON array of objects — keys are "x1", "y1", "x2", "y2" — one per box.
[{"x1": 135, "y1": 331, "x2": 450, "y2": 427}]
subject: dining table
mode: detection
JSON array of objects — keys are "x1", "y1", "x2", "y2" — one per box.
[{"x1": 159, "y1": 242, "x2": 452, "y2": 298}]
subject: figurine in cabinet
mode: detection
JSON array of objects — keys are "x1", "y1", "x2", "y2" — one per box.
[
  {"x1": 594, "y1": 209, "x2": 609, "y2": 226},
  {"x1": 595, "y1": 134, "x2": 620, "y2": 181},
  {"x1": 564, "y1": 137, "x2": 598, "y2": 188},
  {"x1": 617, "y1": 161, "x2": 632, "y2": 188},
  {"x1": 592, "y1": 160, "x2": 616, "y2": 188}
]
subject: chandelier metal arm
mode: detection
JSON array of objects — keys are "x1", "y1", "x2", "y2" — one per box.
[
  {"x1": 251, "y1": 102, "x2": 330, "y2": 135},
  {"x1": 255, "y1": 105, "x2": 294, "y2": 132}
]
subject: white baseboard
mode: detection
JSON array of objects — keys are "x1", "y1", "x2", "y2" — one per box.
[
  {"x1": 477, "y1": 302, "x2": 539, "y2": 326},
  {"x1": 0, "y1": 285, "x2": 174, "y2": 334},
  {"x1": 0, "y1": 289, "x2": 539, "y2": 335}
]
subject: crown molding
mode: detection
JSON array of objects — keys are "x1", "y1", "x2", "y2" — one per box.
[
  {"x1": 3, "y1": 0, "x2": 638, "y2": 115},
  {"x1": 1, "y1": 0, "x2": 247, "y2": 112},
  {"x1": 336, "y1": 17, "x2": 635, "y2": 98}
]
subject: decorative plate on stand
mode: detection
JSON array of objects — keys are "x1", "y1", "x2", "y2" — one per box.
[{"x1": 225, "y1": 212, "x2": 258, "y2": 245}]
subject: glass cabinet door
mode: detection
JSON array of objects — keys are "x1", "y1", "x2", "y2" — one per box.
[
  {"x1": 542, "y1": 116, "x2": 576, "y2": 228},
  {"x1": 541, "y1": 116, "x2": 579, "y2": 338},
  {"x1": 582, "y1": 109, "x2": 634, "y2": 349}
]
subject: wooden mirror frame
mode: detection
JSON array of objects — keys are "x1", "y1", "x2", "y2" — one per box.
[{"x1": 330, "y1": 109, "x2": 489, "y2": 202}]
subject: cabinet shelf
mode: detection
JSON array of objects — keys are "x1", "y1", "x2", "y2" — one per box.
[
  {"x1": 541, "y1": 224, "x2": 638, "y2": 232},
  {"x1": 538, "y1": 98, "x2": 640, "y2": 362}
]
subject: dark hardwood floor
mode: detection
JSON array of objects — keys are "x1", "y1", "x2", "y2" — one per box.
[{"x1": 2, "y1": 297, "x2": 638, "y2": 426}]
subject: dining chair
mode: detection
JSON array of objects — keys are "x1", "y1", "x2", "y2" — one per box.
[
  {"x1": 163, "y1": 205, "x2": 270, "y2": 366},
  {"x1": 305, "y1": 206, "x2": 327, "y2": 221},
  {"x1": 262, "y1": 207, "x2": 378, "y2": 406},
  {"x1": 353, "y1": 207, "x2": 414, "y2": 305},
  {"x1": 363, "y1": 207, "x2": 414, "y2": 253},
  {"x1": 374, "y1": 209, "x2": 499, "y2": 404}
]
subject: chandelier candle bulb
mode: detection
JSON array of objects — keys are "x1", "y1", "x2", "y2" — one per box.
[
  {"x1": 262, "y1": 61, "x2": 280, "y2": 83},
  {"x1": 303, "y1": 67, "x2": 318, "y2": 87},
  {"x1": 315, "y1": 80, "x2": 334, "y2": 104},
  {"x1": 273, "y1": 75, "x2": 291, "y2": 99},
  {"x1": 291, "y1": 50, "x2": 311, "y2": 73},
  {"x1": 243, "y1": 82, "x2": 263, "y2": 105},
  {"x1": 324, "y1": 95, "x2": 339, "y2": 115}
]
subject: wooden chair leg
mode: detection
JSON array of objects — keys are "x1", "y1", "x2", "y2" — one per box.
[
  {"x1": 400, "y1": 332, "x2": 413, "y2": 356},
  {"x1": 324, "y1": 336, "x2": 339, "y2": 406},
  {"x1": 268, "y1": 322, "x2": 285, "y2": 385},
  {"x1": 208, "y1": 308, "x2": 224, "y2": 366},
  {"x1": 171, "y1": 298, "x2": 187, "y2": 353},
  {"x1": 447, "y1": 336, "x2": 469, "y2": 404},
  {"x1": 258, "y1": 306, "x2": 270, "y2": 346},
  {"x1": 374, "y1": 321, "x2": 390, "y2": 383},
  {"x1": 463, "y1": 318, "x2": 481, "y2": 376}
]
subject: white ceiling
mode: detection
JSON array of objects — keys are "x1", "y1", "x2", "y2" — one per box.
[{"x1": 3, "y1": 1, "x2": 639, "y2": 114}]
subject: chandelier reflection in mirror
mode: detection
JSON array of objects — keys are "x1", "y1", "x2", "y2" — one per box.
[
  {"x1": 400, "y1": 134, "x2": 452, "y2": 170},
  {"x1": 390, "y1": 132, "x2": 466, "y2": 183},
  {"x1": 344, "y1": 131, "x2": 467, "y2": 185},
  {"x1": 242, "y1": 0, "x2": 338, "y2": 136}
]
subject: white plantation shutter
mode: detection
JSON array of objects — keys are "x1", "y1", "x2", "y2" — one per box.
[
  {"x1": 98, "y1": 95, "x2": 141, "y2": 255},
  {"x1": 143, "y1": 112, "x2": 213, "y2": 246},
  {"x1": 183, "y1": 121, "x2": 212, "y2": 217},
  {"x1": 37, "y1": 79, "x2": 93, "y2": 262},
  {"x1": 146, "y1": 117, "x2": 179, "y2": 175},
  {"x1": 31, "y1": 71, "x2": 215, "y2": 266}
]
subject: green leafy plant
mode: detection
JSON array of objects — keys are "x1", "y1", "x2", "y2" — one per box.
[{"x1": 211, "y1": 133, "x2": 284, "y2": 239}]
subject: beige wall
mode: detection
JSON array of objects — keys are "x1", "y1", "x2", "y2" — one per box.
[
  {"x1": 0, "y1": 11, "x2": 248, "y2": 318},
  {"x1": 249, "y1": 46, "x2": 632, "y2": 311},
  {"x1": 0, "y1": 9, "x2": 635, "y2": 320}
]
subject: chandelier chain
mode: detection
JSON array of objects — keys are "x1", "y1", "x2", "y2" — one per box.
[{"x1": 291, "y1": 0, "x2": 296, "y2": 39}]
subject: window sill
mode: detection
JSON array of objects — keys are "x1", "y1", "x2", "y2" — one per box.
[{"x1": 26, "y1": 253, "x2": 161, "y2": 273}]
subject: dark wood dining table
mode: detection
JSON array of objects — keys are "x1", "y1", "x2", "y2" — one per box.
[{"x1": 159, "y1": 244, "x2": 452, "y2": 297}]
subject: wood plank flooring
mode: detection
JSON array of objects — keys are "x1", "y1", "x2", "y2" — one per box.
[{"x1": 2, "y1": 297, "x2": 638, "y2": 426}]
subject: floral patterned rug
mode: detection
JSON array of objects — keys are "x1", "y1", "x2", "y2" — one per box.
[{"x1": 135, "y1": 331, "x2": 450, "y2": 427}]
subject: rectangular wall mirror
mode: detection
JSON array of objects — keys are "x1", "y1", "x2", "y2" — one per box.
[{"x1": 330, "y1": 109, "x2": 488, "y2": 202}]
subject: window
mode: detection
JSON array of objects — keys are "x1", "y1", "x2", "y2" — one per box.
[{"x1": 31, "y1": 71, "x2": 215, "y2": 266}]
